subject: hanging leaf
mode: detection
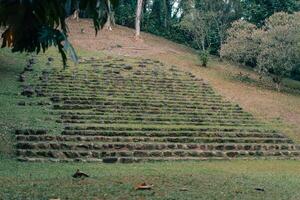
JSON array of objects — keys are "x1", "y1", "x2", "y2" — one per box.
[{"x1": 0, "y1": 0, "x2": 117, "y2": 67}]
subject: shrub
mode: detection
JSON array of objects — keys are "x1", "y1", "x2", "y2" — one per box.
[
  {"x1": 221, "y1": 12, "x2": 300, "y2": 91},
  {"x1": 220, "y1": 20, "x2": 261, "y2": 67},
  {"x1": 257, "y1": 12, "x2": 300, "y2": 91},
  {"x1": 199, "y1": 51, "x2": 209, "y2": 67}
]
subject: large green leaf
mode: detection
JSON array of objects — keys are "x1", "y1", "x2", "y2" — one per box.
[{"x1": 0, "y1": 0, "x2": 116, "y2": 67}]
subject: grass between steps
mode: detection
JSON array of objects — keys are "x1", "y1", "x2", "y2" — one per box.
[
  {"x1": 0, "y1": 158, "x2": 300, "y2": 200},
  {"x1": 0, "y1": 49, "x2": 64, "y2": 155}
]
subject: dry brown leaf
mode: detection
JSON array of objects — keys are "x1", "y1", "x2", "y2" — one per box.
[
  {"x1": 135, "y1": 182, "x2": 153, "y2": 190},
  {"x1": 179, "y1": 187, "x2": 189, "y2": 191}
]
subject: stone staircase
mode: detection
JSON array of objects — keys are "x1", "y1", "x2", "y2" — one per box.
[{"x1": 15, "y1": 57, "x2": 300, "y2": 162}]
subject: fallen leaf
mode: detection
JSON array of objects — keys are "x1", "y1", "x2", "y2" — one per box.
[
  {"x1": 136, "y1": 182, "x2": 153, "y2": 190},
  {"x1": 179, "y1": 187, "x2": 189, "y2": 191},
  {"x1": 255, "y1": 188, "x2": 265, "y2": 192}
]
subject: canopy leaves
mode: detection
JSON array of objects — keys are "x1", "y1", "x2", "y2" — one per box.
[{"x1": 0, "y1": 0, "x2": 117, "y2": 67}]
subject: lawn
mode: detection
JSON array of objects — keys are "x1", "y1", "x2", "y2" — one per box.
[{"x1": 1, "y1": 158, "x2": 300, "y2": 200}]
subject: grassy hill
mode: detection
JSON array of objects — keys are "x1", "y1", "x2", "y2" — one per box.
[
  {"x1": 1, "y1": 20, "x2": 300, "y2": 199},
  {"x1": 67, "y1": 19, "x2": 300, "y2": 142}
]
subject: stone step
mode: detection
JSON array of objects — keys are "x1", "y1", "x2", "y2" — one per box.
[
  {"x1": 43, "y1": 78, "x2": 210, "y2": 85},
  {"x1": 42, "y1": 88, "x2": 214, "y2": 95},
  {"x1": 63, "y1": 125, "x2": 277, "y2": 133},
  {"x1": 15, "y1": 149, "x2": 300, "y2": 161},
  {"x1": 50, "y1": 96, "x2": 225, "y2": 103},
  {"x1": 52, "y1": 105, "x2": 245, "y2": 113},
  {"x1": 57, "y1": 114, "x2": 261, "y2": 123},
  {"x1": 61, "y1": 130, "x2": 284, "y2": 138},
  {"x1": 60, "y1": 113, "x2": 255, "y2": 120},
  {"x1": 15, "y1": 135, "x2": 292, "y2": 144},
  {"x1": 53, "y1": 103, "x2": 242, "y2": 110},
  {"x1": 39, "y1": 84, "x2": 213, "y2": 91},
  {"x1": 15, "y1": 129, "x2": 48, "y2": 135},
  {"x1": 16, "y1": 156, "x2": 300, "y2": 163},
  {"x1": 55, "y1": 111, "x2": 254, "y2": 118},
  {"x1": 57, "y1": 119, "x2": 261, "y2": 126},
  {"x1": 45, "y1": 92, "x2": 218, "y2": 100},
  {"x1": 59, "y1": 100, "x2": 234, "y2": 107},
  {"x1": 16, "y1": 142, "x2": 299, "y2": 152}
]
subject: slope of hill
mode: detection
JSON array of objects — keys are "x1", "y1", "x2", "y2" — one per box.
[
  {"x1": 10, "y1": 29, "x2": 300, "y2": 162},
  {"x1": 14, "y1": 55, "x2": 300, "y2": 162},
  {"x1": 67, "y1": 19, "x2": 300, "y2": 142}
]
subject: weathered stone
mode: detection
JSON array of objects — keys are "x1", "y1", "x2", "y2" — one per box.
[
  {"x1": 24, "y1": 64, "x2": 33, "y2": 72},
  {"x1": 28, "y1": 58, "x2": 35, "y2": 65},
  {"x1": 226, "y1": 152, "x2": 239, "y2": 158},
  {"x1": 133, "y1": 151, "x2": 148, "y2": 157},
  {"x1": 18, "y1": 101, "x2": 26, "y2": 106},
  {"x1": 163, "y1": 151, "x2": 173, "y2": 157},
  {"x1": 187, "y1": 144, "x2": 198, "y2": 149},
  {"x1": 48, "y1": 57, "x2": 54, "y2": 62},
  {"x1": 35, "y1": 88, "x2": 45, "y2": 97},
  {"x1": 49, "y1": 151, "x2": 65, "y2": 158},
  {"x1": 19, "y1": 74, "x2": 26, "y2": 82},
  {"x1": 119, "y1": 151, "x2": 132, "y2": 157},
  {"x1": 21, "y1": 86, "x2": 34, "y2": 97},
  {"x1": 138, "y1": 64, "x2": 146, "y2": 68},
  {"x1": 50, "y1": 143, "x2": 60, "y2": 150},
  {"x1": 200, "y1": 152, "x2": 214, "y2": 157},
  {"x1": 174, "y1": 151, "x2": 186, "y2": 157},
  {"x1": 149, "y1": 151, "x2": 162, "y2": 157},
  {"x1": 119, "y1": 158, "x2": 135, "y2": 163},
  {"x1": 124, "y1": 65, "x2": 133, "y2": 70},
  {"x1": 51, "y1": 96, "x2": 60, "y2": 102},
  {"x1": 103, "y1": 157, "x2": 118, "y2": 163},
  {"x1": 64, "y1": 151, "x2": 79, "y2": 158},
  {"x1": 225, "y1": 145, "x2": 236, "y2": 151}
]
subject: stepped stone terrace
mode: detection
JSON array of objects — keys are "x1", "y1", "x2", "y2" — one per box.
[{"x1": 15, "y1": 57, "x2": 300, "y2": 163}]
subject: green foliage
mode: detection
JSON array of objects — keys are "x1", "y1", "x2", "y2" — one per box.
[
  {"x1": 221, "y1": 12, "x2": 300, "y2": 91},
  {"x1": 179, "y1": 9, "x2": 217, "y2": 51},
  {"x1": 0, "y1": 0, "x2": 113, "y2": 67},
  {"x1": 220, "y1": 20, "x2": 261, "y2": 67},
  {"x1": 199, "y1": 51, "x2": 209, "y2": 67},
  {"x1": 242, "y1": 0, "x2": 300, "y2": 26},
  {"x1": 257, "y1": 12, "x2": 300, "y2": 91},
  {"x1": 114, "y1": 0, "x2": 136, "y2": 27}
]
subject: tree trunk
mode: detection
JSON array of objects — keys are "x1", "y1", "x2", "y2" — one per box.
[
  {"x1": 276, "y1": 82, "x2": 281, "y2": 92},
  {"x1": 104, "y1": 0, "x2": 114, "y2": 31},
  {"x1": 273, "y1": 77, "x2": 282, "y2": 92},
  {"x1": 135, "y1": 0, "x2": 144, "y2": 38},
  {"x1": 72, "y1": 9, "x2": 79, "y2": 21}
]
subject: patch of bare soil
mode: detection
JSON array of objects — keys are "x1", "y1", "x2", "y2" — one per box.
[{"x1": 67, "y1": 19, "x2": 300, "y2": 141}]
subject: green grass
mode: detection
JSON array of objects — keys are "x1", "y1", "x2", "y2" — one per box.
[
  {"x1": 1, "y1": 158, "x2": 300, "y2": 200},
  {"x1": 0, "y1": 49, "x2": 63, "y2": 155}
]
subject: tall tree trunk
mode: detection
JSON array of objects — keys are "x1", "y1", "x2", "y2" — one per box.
[
  {"x1": 104, "y1": 0, "x2": 114, "y2": 30},
  {"x1": 135, "y1": 0, "x2": 143, "y2": 38}
]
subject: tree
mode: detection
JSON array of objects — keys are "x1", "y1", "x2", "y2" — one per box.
[
  {"x1": 195, "y1": 0, "x2": 243, "y2": 54},
  {"x1": 135, "y1": 0, "x2": 143, "y2": 38},
  {"x1": 179, "y1": 8, "x2": 218, "y2": 66},
  {"x1": 0, "y1": 0, "x2": 117, "y2": 67},
  {"x1": 220, "y1": 20, "x2": 261, "y2": 67},
  {"x1": 221, "y1": 12, "x2": 300, "y2": 91},
  {"x1": 104, "y1": 0, "x2": 115, "y2": 30},
  {"x1": 114, "y1": 0, "x2": 136, "y2": 27},
  {"x1": 242, "y1": 0, "x2": 300, "y2": 26},
  {"x1": 180, "y1": 9, "x2": 216, "y2": 51},
  {"x1": 257, "y1": 12, "x2": 300, "y2": 91}
]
